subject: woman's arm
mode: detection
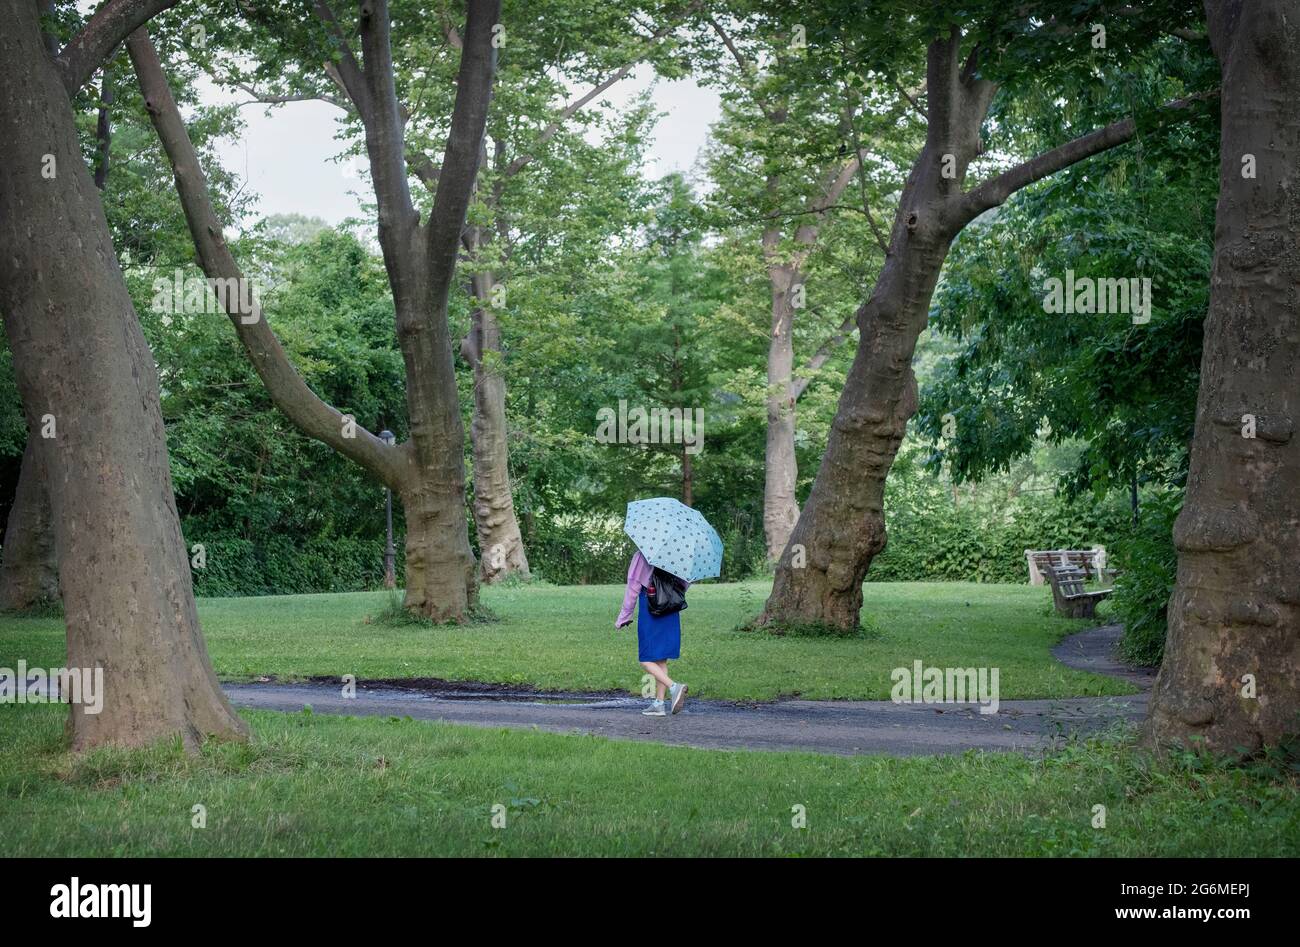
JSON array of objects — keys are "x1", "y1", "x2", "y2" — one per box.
[{"x1": 615, "y1": 551, "x2": 650, "y2": 628}]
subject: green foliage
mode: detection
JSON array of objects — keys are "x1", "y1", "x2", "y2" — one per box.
[
  {"x1": 525, "y1": 506, "x2": 765, "y2": 586},
  {"x1": 918, "y1": 46, "x2": 1217, "y2": 499},
  {"x1": 121, "y1": 226, "x2": 410, "y2": 599},
  {"x1": 869, "y1": 474, "x2": 1132, "y2": 584},
  {"x1": 187, "y1": 534, "x2": 398, "y2": 598},
  {"x1": 525, "y1": 516, "x2": 635, "y2": 585},
  {"x1": 0, "y1": 0, "x2": 1222, "y2": 619},
  {"x1": 1109, "y1": 491, "x2": 1182, "y2": 666}
]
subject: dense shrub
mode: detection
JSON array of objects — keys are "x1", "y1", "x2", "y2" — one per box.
[
  {"x1": 1108, "y1": 491, "x2": 1181, "y2": 666},
  {"x1": 184, "y1": 532, "x2": 401, "y2": 598},
  {"x1": 869, "y1": 489, "x2": 1132, "y2": 583},
  {"x1": 526, "y1": 515, "x2": 635, "y2": 585},
  {"x1": 180, "y1": 508, "x2": 759, "y2": 596},
  {"x1": 177, "y1": 488, "x2": 1143, "y2": 597}
]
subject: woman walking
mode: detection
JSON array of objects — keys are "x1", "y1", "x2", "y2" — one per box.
[{"x1": 616, "y1": 549, "x2": 688, "y2": 716}]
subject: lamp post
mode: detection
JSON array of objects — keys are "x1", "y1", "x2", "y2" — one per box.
[{"x1": 379, "y1": 429, "x2": 396, "y2": 589}]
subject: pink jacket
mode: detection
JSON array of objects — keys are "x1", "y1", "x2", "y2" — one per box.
[
  {"x1": 616, "y1": 551, "x2": 653, "y2": 628},
  {"x1": 616, "y1": 551, "x2": 689, "y2": 628}
]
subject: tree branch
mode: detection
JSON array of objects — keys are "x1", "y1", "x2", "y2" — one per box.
[
  {"x1": 705, "y1": 13, "x2": 752, "y2": 75},
  {"x1": 356, "y1": 0, "x2": 418, "y2": 238},
  {"x1": 424, "y1": 0, "x2": 501, "y2": 322},
  {"x1": 792, "y1": 314, "x2": 856, "y2": 401},
  {"x1": 234, "y1": 82, "x2": 348, "y2": 111},
  {"x1": 440, "y1": 15, "x2": 464, "y2": 49},
  {"x1": 790, "y1": 80, "x2": 925, "y2": 253},
  {"x1": 955, "y1": 90, "x2": 1217, "y2": 225},
  {"x1": 56, "y1": 0, "x2": 180, "y2": 95},
  {"x1": 1115, "y1": 5, "x2": 1206, "y2": 41},
  {"x1": 93, "y1": 67, "x2": 114, "y2": 190},
  {"x1": 311, "y1": 0, "x2": 373, "y2": 120},
  {"x1": 892, "y1": 78, "x2": 925, "y2": 118},
  {"x1": 410, "y1": 151, "x2": 441, "y2": 191},
  {"x1": 126, "y1": 27, "x2": 406, "y2": 489},
  {"x1": 501, "y1": 4, "x2": 697, "y2": 183},
  {"x1": 704, "y1": 12, "x2": 783, "y2": 123}
]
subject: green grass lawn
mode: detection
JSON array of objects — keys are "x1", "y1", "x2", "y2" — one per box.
[
  {"x1": 0, "y1": 580, "x2": 1131, "y2": 701},
  {"x1": 2, "y1": 703, "x2": 1295, "y2": 856},
  {"x1": 2, "y1": 582, "x2": 1296, "y2": 857}
]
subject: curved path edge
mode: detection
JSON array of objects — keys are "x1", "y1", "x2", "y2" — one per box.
[{"x1": 223, "y1": 623, "x2": 1153, "y2": 757}]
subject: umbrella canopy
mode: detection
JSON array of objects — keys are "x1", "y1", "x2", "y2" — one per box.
[{"x1": 624, "y1": 497, "x2": 723, "y2": 582}]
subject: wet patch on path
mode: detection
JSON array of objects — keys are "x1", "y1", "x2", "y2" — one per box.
[{"x1": 223, "y1": 624, "x2": 1150, "y2": 757}]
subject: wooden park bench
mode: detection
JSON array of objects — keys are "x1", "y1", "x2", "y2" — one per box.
[
  {"x1": 1025, "y1": 548, "x2": 1106, "y2": 585},
  {"x1": 1044, "y1": 564, "x2": 1112, "y2": 619}
]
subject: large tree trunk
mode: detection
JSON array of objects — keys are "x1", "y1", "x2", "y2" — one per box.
[
  {"x1": 0, "y1": 440, "x2": 59, "y2": 611},
  {"x1": 397, "y1": 465, "x2": 478, "y2": 621},
  {"x1": 758, "y1": 24, "x2": 1203, "y2": 631},
  {"x1": 1145, "y1": 0, "x2": 1300, "y2": 753},
  {"x1": 395, "y1": 270, "x2": 481, "y2": 618},
  {"x1": 759, "y1": 30, "x2": 992, "y2": 630},
  {"x1": 763, "y1": 261, "x2": 802, "y2": 560},
  {"x1": 463, "y1": 266, "x2": 530, "y2": 583},
  {"x1": 762, "y1": 218, "x2": 952, "y2": 628},
  {"x1": 128, "y1": 0, "x2": 498, "y2": 621},
  {"x1": 0, "y1": 0, "x2": 246, "y2": 750}
]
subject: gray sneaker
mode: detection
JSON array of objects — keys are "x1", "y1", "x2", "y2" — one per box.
[
  {"x1": 668, "y1": 682, "x2": 688, "y2": 714},
  {"x1": 641, "y1": 699, "x2": 667, "y2": 717}
]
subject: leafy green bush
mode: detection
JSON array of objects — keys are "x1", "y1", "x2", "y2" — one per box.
[
  {"x1": 185, "y1": 532, "x2": 398, "y2": 597},
  {"x1": 177, "y1": 486, "x2": 1138, "y2": 597},
  {"x1": 714, "y1": 511, "x2": 768, "y2": 582},
  {"x1": 526, "y1": 509, "x2": 767, "y2": 585},
  {"x1": 1109, "y1": 491, "x2": 1181, "y2": 666},
  {"x1": 526, "y1": 515, "x2": 635, "y2": 585},
  {"x1": 868, "y1": 490, "x2": 1131, "y2": 584}
]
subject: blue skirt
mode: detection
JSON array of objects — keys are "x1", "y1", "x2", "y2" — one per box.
[{"x1": 636, "y1": 589, "x2": 681, "y2": 662}]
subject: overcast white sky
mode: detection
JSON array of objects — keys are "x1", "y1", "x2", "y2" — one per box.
[{"x1": 206, "y1": 64, "x2": 721, "y2": 228}]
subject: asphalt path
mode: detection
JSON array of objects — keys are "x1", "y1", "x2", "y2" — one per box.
[{"x1": 223, "y1": 623, "x2": 1154, "y2": 757}]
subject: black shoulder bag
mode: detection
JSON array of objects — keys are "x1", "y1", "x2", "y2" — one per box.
[{"x1": 646, "y1": 567, "x2": 688, "y2": 617}]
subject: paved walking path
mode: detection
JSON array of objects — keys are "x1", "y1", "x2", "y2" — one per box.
[{"x1": 223, "y1": 624, "x2": 1154, "y2": 757}]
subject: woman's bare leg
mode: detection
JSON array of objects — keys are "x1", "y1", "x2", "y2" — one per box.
[{"x1": 640, "y1": 660, "x2": 673, "y2": 700}]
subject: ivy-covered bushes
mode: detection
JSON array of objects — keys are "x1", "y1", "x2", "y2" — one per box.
[
  {"x1": 868, "y1": 488, "x2": 1132, "y2": 584},
  {"x1": 184, "y1": 532, "x2": 402, "y2": 598}
]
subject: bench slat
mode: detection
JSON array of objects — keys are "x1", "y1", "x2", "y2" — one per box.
[{"x1": 1043, "y1": 562, "x2": 1112, "y2": 618}]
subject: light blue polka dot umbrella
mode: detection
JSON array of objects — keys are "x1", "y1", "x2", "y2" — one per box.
[{"x1": 624, "y1": 497, "x2": 723, "y2": 582}]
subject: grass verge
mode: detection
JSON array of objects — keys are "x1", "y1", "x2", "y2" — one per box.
[{"x1": 1, "y1": 703, "x2": 1295, "y2": 856}]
